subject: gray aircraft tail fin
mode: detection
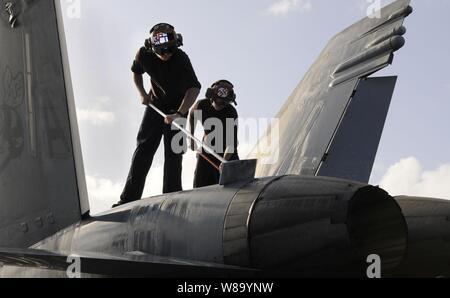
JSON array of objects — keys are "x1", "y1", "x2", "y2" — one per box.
[
  {"x1": 249, "y1": 0, "x2": 412, "y2": 182},
  {"x1": 0, "y1": 0, "x2": 89, "y2": 248},
  {"x1": 316, "y1": 76, "x2": 397, "y2": 183}
]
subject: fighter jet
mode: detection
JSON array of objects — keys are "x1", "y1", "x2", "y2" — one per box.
[{"x1": 0, "y1": 0, "x2": 447, "y2": 278}]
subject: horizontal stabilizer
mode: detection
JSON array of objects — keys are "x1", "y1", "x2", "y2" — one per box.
[{"x1": 316, "y1": 77, "x2": 397, "y2": 183}]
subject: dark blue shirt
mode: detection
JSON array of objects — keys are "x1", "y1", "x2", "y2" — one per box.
[{"x1": 132, "y1": 47, "x2": 201, "y2": 113}]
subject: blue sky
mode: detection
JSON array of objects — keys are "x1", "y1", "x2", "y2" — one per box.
[{"x1": 59, "y1": 0, "x2": 450, "y2": 213}]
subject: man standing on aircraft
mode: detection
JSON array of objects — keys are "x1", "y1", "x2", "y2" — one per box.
[
  {"x1": 189, "y1": 80, "x2": 239, "y2": 188},
  {"x1": 114, "y1": 23, "x2": 201, "y2": 207}
]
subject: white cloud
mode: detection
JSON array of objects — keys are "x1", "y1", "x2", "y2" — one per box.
[
  {"x1": 86, "y1": 175, "x2": 124, "y2": 214},
  {"x1": 95, "y1": 96, "x2": 112, "y2": 104},
  {"x1": 267, "y1": 0, "x2": 312, "y2": 16},
  {"x1": 77, "y1": 108, "x2": 116, "y2": 126},
  {"x1": 379, "y1": 157, "x2": 450, "y2": 200},
  {"x1": 76, "y1": 96, "x2": 116, "y2": 126}
]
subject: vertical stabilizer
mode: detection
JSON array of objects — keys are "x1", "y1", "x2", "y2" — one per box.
[
  {"x1": 0, "y1": 0, "x2": 89, "y2": 248},
  {"x1": 250, "y1": 0, "x2": 411, "y2": 179}
]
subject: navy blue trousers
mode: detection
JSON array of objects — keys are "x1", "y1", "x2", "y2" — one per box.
[{"x1": 121, "y1": 107, "x2": 185, "y2": 202}]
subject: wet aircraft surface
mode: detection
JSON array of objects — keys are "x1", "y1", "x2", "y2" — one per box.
[{"x1": 1, "y1": 0, "x2": 449, "y2": 278}]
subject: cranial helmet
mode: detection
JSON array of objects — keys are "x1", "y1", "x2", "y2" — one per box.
[
  {"x1": 205, "y1": 80, "x2": 237, "y2": 105},
  {"x1": 145, "y1": 23, "x2": 183, "y2": 55}
]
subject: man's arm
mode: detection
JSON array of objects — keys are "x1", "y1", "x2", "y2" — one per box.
[
  {"x1": 178, "y1": 87, "x2": 200, "y2": 115},
  {"x1": 223, "y1": 148, "x2": 234, "y2": 162},
  {"x1": 165, "y1": 87, "x2": 200, "y2": 124},
  {"x1": 133, "y1": 73, "x2": 153, "y2": 105},
  {"x1": 133, "y1": 73, "x2": 146, "y2": 97},
  {"x1": 132, "y1": 48, "x2": 153, "y2": 106}
]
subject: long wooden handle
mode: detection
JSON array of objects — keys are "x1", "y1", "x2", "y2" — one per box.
[
  {"x1": 147, "y1": 103, "x2": 227, "y2": 164},
  {"x1": 198, "y1": 152, "x2": 220, "y2": 172}
]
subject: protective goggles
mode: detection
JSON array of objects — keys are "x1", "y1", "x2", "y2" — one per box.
[{"x1": 153, "y1": 46, "x2": 176, "y2": 55}]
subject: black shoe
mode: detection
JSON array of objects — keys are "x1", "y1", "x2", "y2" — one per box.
[
  {"x1": 112, "y1": 200, "x2": 130, "y2": 208},
  {"x1": 81, "y1": 211, "x2": 92, "y2": 220}
]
